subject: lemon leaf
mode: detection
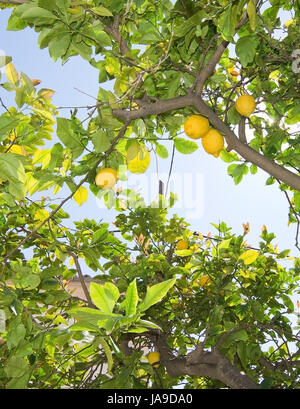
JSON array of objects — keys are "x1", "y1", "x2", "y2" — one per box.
[
  {"x1": 73, "y1": 186, "x2": 88, "y2": 206},
  {"x1": 239, "y1": 250, "x2": 259, "y2": 265},
  {"x1": 247, "y1": 0, "x2": 257, "y2": 31},
  {"x1": 5, "y1": 62, "x2": 19, "y2": 86},
  {"x1": 127, "y1": 148, "x2": 150, "y2": 174},
  {"x1": 174, "y1": 137, "x2": 198, "y2": 154}
]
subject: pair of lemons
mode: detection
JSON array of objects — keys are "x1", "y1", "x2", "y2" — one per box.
[
  {"x1": 95, "y1": 144, "x2": 150, "y2": 189},
  {"x1": 184, "y1": 95, "x2": 256, "y2": 157}
]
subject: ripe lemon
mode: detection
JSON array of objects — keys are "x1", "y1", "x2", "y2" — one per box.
[
  {"x1": 184, "y1": 115, "x2": 210, "y2": 139},
  {"x1": 147, "y1": 351, "x2": 160, "y2": 368},
  {"x1": 95, "y1": 168, "x2": 117, "y2": 189},
  {"x1": 201, "y1": 129, "x2": 224, "y2": 157},
  {"x1": 235, "y1": 95, "x2": 256, "y2": 117},
  {"x1": 198, "y1": 275, "x2": 211, "y2": 286},
  {"x1": 127, "y1": 148, "x2": 150, "y2": 174},
  {"x1": 176, "y1": 239, "x2": 188, "y2": 250}
]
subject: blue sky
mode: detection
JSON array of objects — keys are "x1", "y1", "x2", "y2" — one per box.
[{"x1": 0, "y1": 6, "x2": 298, "y2": 279}]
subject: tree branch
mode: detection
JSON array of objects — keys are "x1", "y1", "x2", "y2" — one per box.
[
  {"x1": 68, "y1": 252, "x2": 93, "y2": 307},
  {"x1": 0, "y1": 0, "x2": 28, "y2": 4},
  {"x1": 147, "y1": 331, "x2": 258, "y2": 389},
  {"x1": 113, "y1": 94, "x2": 300, "y2": 192},
  {"x1": 194, "y1": 2, "x2": 258, "y2": 94},
  {"x1": 112, "y1": 94, "x2": 195, "y2": 122},
  {"x1": 193, "y1": 97, "x2": 300, "y2": 192}
]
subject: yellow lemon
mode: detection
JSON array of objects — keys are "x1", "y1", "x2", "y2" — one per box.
[
  {"x1": 95, "y1": 168, "x2": 117, "y2": 189},
  {"x1": 198, "y1": 275, "x2": 211, "y2": 286},
  {"x1": 127, "y1": 148, "x2": 150, "y2": 174},
  {"x1": 184, "y1": 115, "x2": 210, "y2": 139},
  {"x1": 235, "y1": 95, "x2": 256, "y2": 117},
  {"x1": 147, "y1": 351, "x2": 160, "y2": 368},
  {"x1": 201, "y1": 129, "x2": 224, "y2": 157},
  {"x1": 176, "y1": 239, "x2": 188, "y2": 250}
]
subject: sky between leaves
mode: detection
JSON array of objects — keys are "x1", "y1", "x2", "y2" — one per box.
[{"x1": 0, "y1": 5, "x2": 298, "y2": 279}]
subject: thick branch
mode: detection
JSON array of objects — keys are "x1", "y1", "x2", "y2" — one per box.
[
  {"x1": 193, "y1": 98, "x2": 300, "y2": 192},
  {"x1": 68, "y1": 252, "x2": 93, "y2": 307},
  {"x1": 195, "y1": 39, "x2": 229, "y2": 94},
  {"x1": 104, "y1": 14, "x2": 131, "y2": 56},
  {"x1": 113, "y1": 95, "x2": 300, "y2": 191},
  {"x1": 0, "y1": 0, "x2": 28, "y2": 4},
  {"x1": 147, "y1": 331, "x2": 258, "y2": 389},
  {"x1": 113, "y1": 94, "x2": 195, "y2": 121}
]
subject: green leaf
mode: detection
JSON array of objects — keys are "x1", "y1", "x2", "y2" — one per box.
[
  {"x1": 92, "y1": 130, "x2": 111, "y2": 153},
  {"x1": 132, "y1": 119, "x2": 146, "y2": 138},
  {"x1": 131, "y1": 21, "x2": 161, "y2": 44},
  {"x1": 220, "y1": 4, "x2": 237, "y2": 41},
  {"x1": 218, "y1": 238, "x2": 232, "y2": 250},
  {"x1": 33, "y1": 149, "x2": 51, "y2": 169},
  {"x1": 6, "y1": 13, "x2": 28, "y2": 31},
  {"x1": 125, "y1": 279, "x2": 138, "y2": 316},
  {"x1": 0, "y1": 113, "x2": 19, "y2": 139},
  {"x1": 174, "y1": 137, "x2": 198, "y2": 154},
  {"x1": 7, "y1": 323, "x2": 26, "y2": 349},
  {"x1": 90, "y1": 282, "x2": 116, "y2": 313},
  {"x1": 139, "y1": 278, "x2": 176, "y2": 312},
  {"x1": 220, "y1": 149, "x2": 239, "y2": 163},
  {"x1": 104, "y1": 282, "x2": 120, "y2": 303},
  {"x1": 99, "y1": 337, "x2": 113, "y2": 374},
  {"x1": 5, "y1": 357, "x2": 28, "y2": 378},
  {"x1": 69, "y1": 321, "x2": 100, "y2": 332},
  {"x1": 294, "y1": 191, "x2": 300, "y2": 212},
  {"x1": 247, "y1": 0, "x2": 257, "y2": 31},
  {"x1": 48, "y1": 34, "x2": 71, "y2": 62},
  {"x1": 237, "y1": 342, "x2": 248, "y2": 368},
  {"x1": 0, "y1": 153, "x2": 26, "y2": 199},
  {"x1": 239, "y1": 249, "x2": 259, "y2": 265},
  {"x1": 174, "y1": 10, "x2": 204, "y2": 38},
  {"x1": 236, "y1": 36, "x2": 258, "y2": 66},
  {"x1": 227, "y1": 163, "x2": 248, "y2": 185},
  {"x1": 222, "y1": 329, "x2": 248, "y2": 346},
  {"x1": 251, "y1": 300, "x2": 265, "y2": 321},
  {"x1": 92, "y1": 6, "x2": 113, "y2": 17},
  {"x1": 285, "y1": 105, "x2": 300, "y2": 125},
  {"x1": 0, "y1": 55, "x2": 12, "y2": 69},
  {"x1": 156, "y1": 143, "x2": 169, "y2": 158},
  {"x1": 20, "y1": 6, "x2": 58, "y2": 25},
  {"x1": 227, "y1": 106, "x2": 241, "y2": 125},
  {"x1": 21, "y1": 274, "x2": 41, "y2": 289},
  {"x1": 92, "y1": 227, "x2": 109, "y2": 243},
  {"x1": 57, "y1": 117, "x2": 84, "y2": 159},
  {"x1": 250, "y1": 164, "x2": 257, "y2": 175},
  {"x1": 69, "y1": 307, "x2": 120, "y2": 325}
]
